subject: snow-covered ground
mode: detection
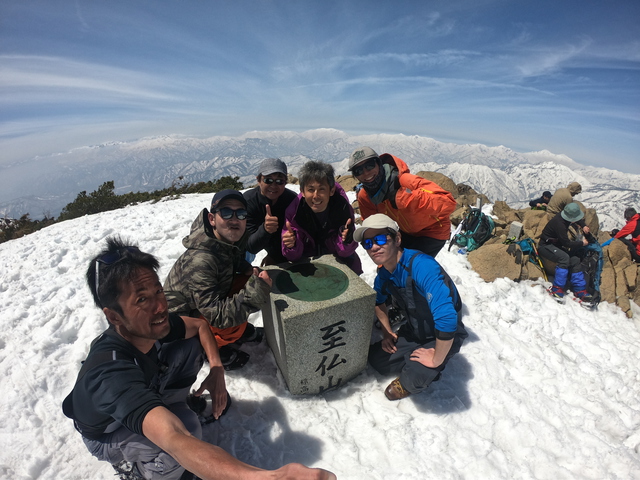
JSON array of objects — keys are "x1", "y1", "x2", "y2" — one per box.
[{"x1": 1, "y1": 189, "x2": 639, "y2": 480}]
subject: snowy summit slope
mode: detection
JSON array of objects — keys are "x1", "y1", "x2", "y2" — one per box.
[{"x1": 0, "y1": 189, "x2": 639, "y2": 480}]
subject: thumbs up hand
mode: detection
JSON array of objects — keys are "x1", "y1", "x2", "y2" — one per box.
[
  {"x1": 282, "y1": 220, "x2": 296, "y2": 248},
  {"x1": 341, "y1": 218, "x2": 352, "y2": 243},
  {"x1": 264, "y1": 204, "x2": 278, "y2": 234}
]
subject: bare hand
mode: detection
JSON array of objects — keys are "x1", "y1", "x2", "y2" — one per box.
[
  {"x1": 193, "y1": 366, "x2": 228, "y2": 419},
  {"x1": 583, "y1": 225, "x2": 590, "y2": 234},
  {"x1": 341, "y1": 218, "x2": 352, "y2": 243},
  {"x1": 282, "y1": 220, "x2": 296, "y2": 248},
  {"x1": 258, "y1": 269, "x2": 273, "y2": 287},
  {"x1": 582, "y1": 237, "x2": 589, "y2": 246},
  {"x1": 409, "y1": 347, "x2": 438, "y2": 368},
  {"x1": 264, "y1": 204, "x2": 279, "y2": 234},
  {"x1": 272, "y1": 463, "x2": 337, "y2": 480},
  {"x1": 381, "y1": 331, "x2": 398, "y2": 354}
]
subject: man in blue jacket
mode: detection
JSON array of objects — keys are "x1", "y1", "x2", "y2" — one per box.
[{"x1": 354, "y1": 214, "x2": 467, "y2": 400}]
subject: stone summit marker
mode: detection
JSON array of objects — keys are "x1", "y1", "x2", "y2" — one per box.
[{"x1": 263, "y1": 255, "x2": 376, "y2": 395}]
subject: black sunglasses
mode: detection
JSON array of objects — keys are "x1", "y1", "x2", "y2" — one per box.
[
  {"x1": 217, "y1": 207, "x2": 248, "y2": 220},
  {"x1": 361, "y1": 234, "x2": 389, "y2": 250},
  {"x1": 262, "y1": 177, "x2": 286, "y2": 185},
  {"x1": 352, "y1": 159, "x2": 378, "y2": 177},
  {"x1": 95, "y1": 246, "x2": 140, "y2": 306}
]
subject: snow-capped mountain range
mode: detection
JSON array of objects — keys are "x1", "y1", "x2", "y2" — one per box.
[{"x1": 2, "y1": 128, "x2": 638, "y2": 230}]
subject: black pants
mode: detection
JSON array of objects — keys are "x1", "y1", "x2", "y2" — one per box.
[
  {"x1": 368, "y1": 333, "x2": 465, "y2": 393},
  {"x1": 400, "y1": 232, "x2": 447, "y2": 258}
]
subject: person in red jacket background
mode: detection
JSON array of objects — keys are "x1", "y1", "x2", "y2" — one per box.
[
  {"x1": 613, "y1": 207, "x2": 640, "y2": 263},
  {"x1": 348, "y1": 146, "x2": 457, "y2": 258}
]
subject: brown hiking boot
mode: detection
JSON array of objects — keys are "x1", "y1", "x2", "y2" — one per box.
[{"x1": 384, "y1": 378, "x2": 411, "y2": 401}]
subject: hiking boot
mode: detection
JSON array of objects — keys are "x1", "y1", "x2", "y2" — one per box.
[
  {"x1": 384, "y1": 378, "x2": 411, "y2": 401},
  {"x1": 112, "y1": 461, "x2": 143, "y2": 480},
  {"x1": 548, "y1": 285, "x2": 565, "y2": 303},
  {"x1": 236, "y1": 323, "x2": 264, "y2": 344},
  {"x1": 219, "y1": 345, "x2": 249, "y2": 371},
  {"x1": 573, "y1": 290, "x2": 593, "y2": 302}
]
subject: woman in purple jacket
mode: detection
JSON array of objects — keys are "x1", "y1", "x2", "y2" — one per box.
[{"x1": 282, "y1": 160, "x2": 362, "y2": 274}]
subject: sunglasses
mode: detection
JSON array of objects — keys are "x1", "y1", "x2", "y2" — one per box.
[
  {"x1": 95, "y1": 246, "x2": 140, "y2": 306},
  {"x1": 262, "y1": 177, "x2": 286, "y2": 185},
  {"x1": 217, "y1": 207, "x2": 248, "y2": 220},
  {"x1": 352, "y1": 159, "x2": 378, "y2": 177},
  {"x1": 361, "y1": 234, "x2": 390, "y2": 250}
]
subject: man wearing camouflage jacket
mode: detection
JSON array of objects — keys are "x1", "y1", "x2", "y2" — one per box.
[{"x1": 164, "y1": 190, "x2": 272, "y2": 370}]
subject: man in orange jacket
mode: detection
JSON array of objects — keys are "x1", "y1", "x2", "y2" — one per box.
[{"x1": 349, "y1": 146, "x2": 457, "y2": 257}]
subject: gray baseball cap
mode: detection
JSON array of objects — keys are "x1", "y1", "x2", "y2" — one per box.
[
  {"x1": 258, "y1": 158, "x2": 287, "y2": 176},
  {"x1": 348, "y1": 146, "x2": 379, "y2": 171},
  {"x1": 353, "y1": 214, "x2": 399, "y2": 243}
]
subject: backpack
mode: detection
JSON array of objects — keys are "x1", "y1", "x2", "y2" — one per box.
[
  {"x1": 514, "y1": 238, "x2": 548, "y2": 281},
  {"x1": 577, "y1": 241, "x2": 603, "y2": 306},
  {"x1": 449, "y1": 208, "x2": 495, "y2": 253}
]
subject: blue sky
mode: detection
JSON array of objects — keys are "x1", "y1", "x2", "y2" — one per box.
[{"x1": 1, "y1": 0, "x2": 639, "y2": 174}]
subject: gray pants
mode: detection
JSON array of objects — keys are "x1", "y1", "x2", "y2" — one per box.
[
  {"x1": 83, "y1": 337, "x2": 203, "y2": 480},
  {"x1": 369, "y1": 333, "x2": 465, "y2": 393}
]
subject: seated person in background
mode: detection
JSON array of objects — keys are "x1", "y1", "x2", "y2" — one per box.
[
  {"x1": 354, "y1": 214, "x2": 467, "y2": 401},
  {"x1": 611, "y1": 207, "x2": 640, "y2": 263},
  {"x1": 529, "y1": 190, "x2": 552, "y2": 209},
  {"x1": 546, "y1": 182, "x2": 582, "y2": 216},
  {"x1": 538, "y1": 202, "x2": 592, "y2": 302},
  {"x1": 282, "y1": 160, "x2": 362, "y2": 274},
  {"x1": 348, "y1": 146, "x2": 456, "y2": 258},
  {"x1": 63, "y1": 237, "x2": 335, "y2": 480},
  {"x1": 244, "y1": 158, "x2": 297, "y2": 266},
  {"x1": 164, "y1": 190, "x2": 272, "y2": 371}
]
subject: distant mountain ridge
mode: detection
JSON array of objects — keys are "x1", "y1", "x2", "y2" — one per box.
[{"x1": 1, "y1": 129, "x2": 638, "y2": 230}]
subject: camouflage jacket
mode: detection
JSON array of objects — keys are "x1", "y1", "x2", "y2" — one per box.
[{"x1": 163, "y1": 208, "x2": 271, "y2": 329}]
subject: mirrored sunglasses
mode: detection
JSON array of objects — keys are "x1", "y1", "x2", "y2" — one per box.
[
  {"x1": 262, "y1": 177, "x2": 286, "y2": 185},
  {"x1": 361, "y1": 234, "x2": 389, "y2": 250},
  {"x1": 217, "y1": 207, "x2": 248, "y2": 220},
  {"x1": 352, "y1": 159, "x2": 378, "y2": 177}
]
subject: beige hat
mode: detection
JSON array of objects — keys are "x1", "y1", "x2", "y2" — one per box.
[
  {"x1": 353, "y1": 214, "x2": 399, "y2": 242},
  {"x1": 348, "y1": 146, "x2": 379, "y2": 171}
]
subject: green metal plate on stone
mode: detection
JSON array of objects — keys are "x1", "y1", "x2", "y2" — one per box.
[{"x1": 275, "y1": 263, "x2": 349, "y2": 301}]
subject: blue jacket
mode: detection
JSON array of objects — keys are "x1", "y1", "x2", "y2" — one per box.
[{"x1": 374, "y1": 249, "x2": 464, "y2": 340}]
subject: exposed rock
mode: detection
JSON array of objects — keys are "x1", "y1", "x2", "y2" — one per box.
[
  {"x1": 600, "y1": 265, "x2": 616, "y2": 304},
  {"x1": 467, "y1": 243, "x2": 524, "y2": 282},
  {"x1": 521, "y1": 209, "x2": 549, "y2": 241},
  {"x1": 336, "y1": 175, "x2": 359, "y2": 192},
  {"x1": 414, "y1": 171, "x2": 458, "y2": 197}
]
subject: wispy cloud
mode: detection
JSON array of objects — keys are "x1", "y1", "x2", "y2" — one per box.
[{"x1": 0, "y1": 55, "x2": 179, "y2": 103}]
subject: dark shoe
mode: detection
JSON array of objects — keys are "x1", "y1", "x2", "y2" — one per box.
[
  {"x1": 186, "y1": 392, "x2": 232, "y2": 425},
  {"x1": 112, "y1": 461, "x2": 143, "y2": 480},
  {"x1": 236, "y1": 323, "x2": 264, "y2": 344},
  {"x1": 219, "y1": 345, "x2": 250, "y2": 371},
  {"x1": 180, "y1": 470, "x2": 203, "y2": 480},
  {"x1": 384, "y1": 378, "x2": 411, "y2": 401}
]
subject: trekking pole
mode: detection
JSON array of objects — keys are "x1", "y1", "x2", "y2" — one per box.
[{"x1": 530, "y1": 241, "x2": 548, "y2": 282}]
